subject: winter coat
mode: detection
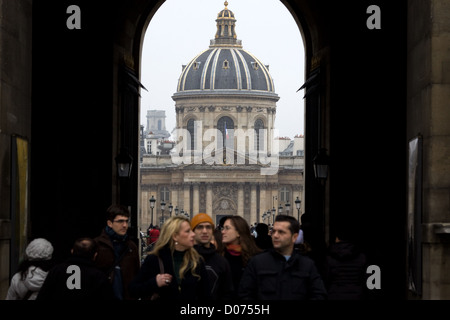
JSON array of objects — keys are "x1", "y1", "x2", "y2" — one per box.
[
  {"x1": 323, "y1": 241, "x2": 368, "y2": 300},
  {"x1": 238, "y1": 249, "x2": 327, "y2": 300},
  {"x1": 223, "y1": 249, "x2": 245, "y2": 299},
  {"x1": 194, "y1": 244, "x2": 234, "y2": 299},
  {"x1": 128, "y1": 246, "x2": 210, "y2": 300},
  {"x1": 6, "y1": 266, "x2": 48, "y2": 300},
  {"x1": 94, "y1": 229, "x2": 140, "y2": 300},
  {"x1": 36, "y1": 256, "x2": 115, "y2": 300}
]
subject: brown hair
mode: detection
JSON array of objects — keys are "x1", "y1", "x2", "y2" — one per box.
[{"x1": 221, "y1": 215, "x2": 262, "y2": 266}]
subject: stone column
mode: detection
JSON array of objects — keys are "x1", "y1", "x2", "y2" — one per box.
[
  {"x1": 250, "y1": 183, "x2": 258, "y2": 223},
  {"x1": 206, "y1": 183, "x2": 213, "y2": 215},
  {"x1": 183, "y1": 184, "x2": 191, "y2": 216},
  {"x1": 193, "y1": 183, "x2": 200, "y2": 215},
  {"x1": 170, "y1": 184, "x2": 179, "y2": 217},
  {"x1": 259, "y1": 183, "x2": 267, "y2": 222},
  {"x1": 237, "y1": 183, "x2": 244, "y2": 217}
]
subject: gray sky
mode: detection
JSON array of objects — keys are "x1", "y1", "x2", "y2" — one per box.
[{"x1": 140, "y1": 0, "x2": 305, "y2": 139}]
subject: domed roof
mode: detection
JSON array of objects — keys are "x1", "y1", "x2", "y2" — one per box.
[{"x1": 173, "y1": 2, "x2": 278, "y2": 100}]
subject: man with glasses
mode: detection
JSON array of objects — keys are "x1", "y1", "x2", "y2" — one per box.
[
  {"x1": 191, "y1": 213, "x2": 234, "y2": 300},
  {"x1": 94, "y1": 204, "x2": 140, "y2": 300}
]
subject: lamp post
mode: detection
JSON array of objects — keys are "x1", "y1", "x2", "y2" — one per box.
[
  {"x1": 285, "y1": 200, "x2": 291, "y2": 216},
  {"x1": 295, "y1": 196, "x2": 301, "y2": 221},
  {"x1": 278, "y1": 204, "x2": 283, "y2": 215},
  {"x1": 149, "y1": 195, "x2": 156, "y2": 226},
  {"x1": 168, "y1": 203, "x2": 173, "y2": 217},
  {"x1": 174, "y1": 206, "x2": 179, "y2": 216},
  {"x1": 160, "y1": 200, "x2": 166, "y2": 225},
  {"x1": 267, "y1": 210, "x2": 271, "y2": 225},
  {"x1": 271, "y1": 207, "x2": 276, "y2": 225}
]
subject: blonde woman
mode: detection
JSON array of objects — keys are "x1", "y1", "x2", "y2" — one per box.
[{"x1": 129, "y1": 215, "x2": 210, "y2": 300}]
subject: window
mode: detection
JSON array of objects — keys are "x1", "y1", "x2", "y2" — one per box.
[
  {"x1": 193, "y1": 61, "x2": 201, "y2": 70},
  {"x1": 147, "y1": 140, "x2": 152, "y2": 154},
  {"x1": 187, "y1": 119, "x2": 196, "y2": 151},
  {"x1": 160, "y1": 186, "x2": 170, "y2": 202},
  {"x1": 280, "y1": 187, "x2": 290, "y2": 203},
  {"x1": 223, "y1": 59, "x2": 229, "y2": 69},
  {"x1": 254, "y1": 119, "x2": 264, "y2": 152},
  {"x1": 251, "y1": 61, "x2": 259, "y2": 70},
  {"x1": 217, "y1": 116, "x2": 234, "y2": 149}
]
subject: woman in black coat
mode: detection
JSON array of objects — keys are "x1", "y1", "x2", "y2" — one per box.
[{"x1": 129, "y1": 216, "x2": 210, "y2": 300}]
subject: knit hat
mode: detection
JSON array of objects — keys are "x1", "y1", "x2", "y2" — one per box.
[
  {"x1": 191, "y1": 213, "x2": 214, "y2": 230},
  {"x1": 25, "y1": 238, "x2": 54, "y2": 261}
]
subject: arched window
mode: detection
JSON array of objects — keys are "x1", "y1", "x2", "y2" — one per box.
[
  {"x1": 187, "y1": 119, "x2": 196, "y2": 151},
  {"x1": 217, "y1": 116, "x2": 234, "y2": 149},
  {"x1": 254, "y1": 119, "x2": 264, "y2": 152}
]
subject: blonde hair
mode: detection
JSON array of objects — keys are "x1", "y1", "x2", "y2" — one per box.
[{"x1": 150, "y1": 215, "x2": 202, "y2": 280}]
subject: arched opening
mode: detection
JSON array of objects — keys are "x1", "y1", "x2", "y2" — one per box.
[
  {"x1": 138, "y1": 0, "x2": 308, "y2": 235},
  {"x1": 23, "y1": 0, "x2": 409, "y2": 302}
]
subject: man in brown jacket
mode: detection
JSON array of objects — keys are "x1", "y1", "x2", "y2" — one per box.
[{"x1": 94, "y1": 204, "x2": 140, "y2": 300}]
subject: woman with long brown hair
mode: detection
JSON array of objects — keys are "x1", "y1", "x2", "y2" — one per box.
[
  {"x1": 219, "y1": 215, "x2": 261, "y2": 298},
  {"x1": 129, "y1": 215, "x2": 210, "y2": 300}
]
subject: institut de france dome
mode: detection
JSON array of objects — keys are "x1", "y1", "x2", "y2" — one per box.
[{"x1": 140, "y1": 2, "x2": 304, "y2": 227}]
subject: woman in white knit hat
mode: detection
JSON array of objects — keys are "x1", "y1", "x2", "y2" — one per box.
[{"x1": 5, "y1": 238, "x2": 54, "y2": 300}]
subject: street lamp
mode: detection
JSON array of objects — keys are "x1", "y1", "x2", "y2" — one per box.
[
  {"x1": 149, "y1": 195, "x2": 156, "y2": 226},
  {"x1": 313, "y1": 148, "x2": 330, "y2": 181},
  {"x1": 271, "y1": 207, "x2": 276, "y2": 224},
  {"x1": 115, "y1": 147, "x2": 133, "y2": 178},
  {"x1": 174, "y1": 206, "x2": 179, "y2": 216},
  {"x1": 295, "y1": 196, "x2": 301, "y2": 221},
  {"x1": 285, "y1": 200, "x2": 291, "y2": 216},
  {"x1": 278, "y1": 204, "x2": 283, "y2": 215},
  {"x1": 160, "y1": 200, "x2": 166, "y2": 224},
  {"x1": 267, "y1": 210, "x2": 271, "y2": 225},
  {"x1": 168, "y1": 203, "x2": 173, "y2": 217}
]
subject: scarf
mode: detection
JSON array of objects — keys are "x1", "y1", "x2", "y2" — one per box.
[
  {"x1": 105, "y1": 226, "x2": 128, "y2": 300},
  {"x1": 226, "y1": 244, "x2": 242, "y2": 256}
]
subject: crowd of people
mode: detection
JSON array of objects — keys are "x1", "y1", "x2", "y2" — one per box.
[{"x1": 5, "y1": 204, "x2": 370, "y2": 301}]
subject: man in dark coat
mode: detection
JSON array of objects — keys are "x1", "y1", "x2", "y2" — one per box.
[
  {"x1": 238, "y1": 215, "x2": 327, "y2": 300},
  {"x1": 191, "y1": 213, "x2": 234, "y2": 299},
  {"x1": 37, "y1": 237, "x2": 114, "y2": 300},
  {"x1": 94, "y1": 204, "x2": 140, "y2": 300}
]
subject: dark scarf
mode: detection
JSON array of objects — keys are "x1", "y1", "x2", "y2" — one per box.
[{"x1": 105, "y1": 226, "x2": 128, "y2": 300}]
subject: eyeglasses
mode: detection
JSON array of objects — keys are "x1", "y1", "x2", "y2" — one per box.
[{"x1": 113, "y1": 219, "x2": 129, "y2": 224}]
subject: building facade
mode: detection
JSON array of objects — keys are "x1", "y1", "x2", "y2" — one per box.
[{"x1": 139, "y1": 2, "x2": 304, "y2": 228}]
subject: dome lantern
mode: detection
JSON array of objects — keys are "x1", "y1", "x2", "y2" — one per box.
[{"x1": 211, "y1": 1, "x2": 241, "y2": 48}]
